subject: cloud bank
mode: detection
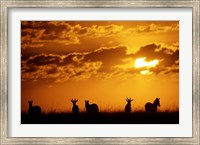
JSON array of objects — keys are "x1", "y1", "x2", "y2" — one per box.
[{"x1": 22, "y1": 43, "x2": 179, "y2": 82}]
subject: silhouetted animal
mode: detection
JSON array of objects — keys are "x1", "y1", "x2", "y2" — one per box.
[
  {"x1": 28, "y1": 101, "x2": 41, "y2": 116},
  {"x1": 125, "y1": 97, "x2": 133, "y2": 113},
  {"x1": 85, "y1": 100, "x2": 99, "y2": 114},
  {"x1": 145, "y1": 98, "x2": 160, "y2": 112},
  {"x1": 71, "y1": 99, "x2": 79, "y2": 114}
]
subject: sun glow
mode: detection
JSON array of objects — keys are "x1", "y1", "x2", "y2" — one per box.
[
  {"x1": 135, "y1": 57, "x2": 159, "y2": 68},
  {"x1": 135, "y1": 57, "x2": 159, "y2": 75},
  {"x1": 140, "y1": 70, "x2": 153, "y2": 75}
]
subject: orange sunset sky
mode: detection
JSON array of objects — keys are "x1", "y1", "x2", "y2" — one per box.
[{"x1": 21, "y1": 21, "x2": 179, "y2": 113}]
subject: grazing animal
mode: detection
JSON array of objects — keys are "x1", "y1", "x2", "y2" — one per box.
[
  {"x1": 85, "y1": 100, "x2": 99, "y2": 114},
  {"x1": 145, "y1": 98, "x2": 160, "y2": 112},
  {"x1": 125, "y1": 97, "x2": 133, "y2": 113},
  {"x1": 28, "y1": 101, "x2": 41, "y2": 116},
  {"x1": 71, "y1": 99, "x2": 79, "y2": 114}
]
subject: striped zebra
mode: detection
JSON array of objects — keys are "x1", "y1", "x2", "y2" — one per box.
[{"x1": 145, "y1": 98, "x2": 160, "y2": 112}]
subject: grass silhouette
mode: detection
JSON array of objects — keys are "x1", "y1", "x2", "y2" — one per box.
[{"x1": 21, "y1": 110, "x2": 179, "y2": 124}]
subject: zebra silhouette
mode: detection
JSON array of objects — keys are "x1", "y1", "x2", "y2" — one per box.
[
  {"x1": 85, "y1": 100, "x2": 99, "y2": 114},
  {"x1": 125, "y1": 97, "x2": 133, "y2": 113},
  {"x1": 28, "y1": 101, "x2": 41, "y2": 116},
  {"x1": 145, "y1": 98, "x2": 160, "y2": 112},
  {"x1": 71, "y1": 99, "x2": 79, "y2": 114}
]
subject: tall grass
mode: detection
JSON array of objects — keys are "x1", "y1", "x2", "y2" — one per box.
[{"x1": 21, "y1": 109, "x2": 179, "y2": 124}]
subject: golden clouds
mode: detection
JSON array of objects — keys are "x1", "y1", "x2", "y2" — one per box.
[
  {"x1": 21, "y1": 21, "x2": 179, "y2": 83},
  {"x1": 21, "y1": 21, "x2": 125, "y2": 50},
  {"x1": 21, "y1": 22, "x2": 80, "y2": 49},
  {"x1": 21, "y1": 46, "x2": 126, "y2": 82},
  {"x1": 125, "y1": 23, "x2": 178, "y2": 34},
  {"x1": 21, "y1": 21, "x2": 179, "y2": 51},
  {"x1": 88, "y1": 24, "x2": 124, "y2": 37},
  {"x1": 22, "y1": 43, "x2": 178, "y2": 82}
]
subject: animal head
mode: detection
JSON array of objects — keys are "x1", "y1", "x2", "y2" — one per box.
[
  {"x1": 154, "y1": 98, "x2": 160, "y2": 107},
  {"x1": 71, "y1": 99, "x2": 78, "y2": 104},
  {"x1": 28, "y1": 101, "x2": 33, "y2": 105},
  {"x1": 126, "y1": 97, "x2": 133, "y2": 104},
  {"x1": 85, "y1": 100, "x2": 89, "y2": 105}
]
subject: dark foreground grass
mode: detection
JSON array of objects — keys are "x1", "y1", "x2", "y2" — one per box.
[{"x1": 21, "y1": 111, "x2": 179, "y2": 124}]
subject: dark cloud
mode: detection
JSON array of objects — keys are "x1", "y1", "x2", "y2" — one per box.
[
  {"x1": 21, "y1": 21, "x2": 80, "y2": 49},
  {"x1": 46, "y1": 67, "x2": 58, "y2": 74},
  {"x1": 163, "y1": 68, "x2": 179, "y2": 74},
  {"x1": 134, "y1": 43, "x2": 161, "y2": 59},
  {"x1": 134, "y1": 43, "x2": 179, "y2": 67},
  {"x1": 77, "y1": 27, "x2": 87, "y2": 35},
  {"x1": 63, "y1": 53, "x2": 85, "y2": 66},
  {"x1": 21, "y1": 63, "x2": 38, "y2": 73},
  {"x1": 27, "y1": 54, "x2": 61, "y2": 66},
  {"x1": 21, "y1": 46, "x2": 128, "y2": 81},
  {"x1": 84, "y1": 46, "x2": 127, "y2": 71},
  {"x1": 21, "y1": 21, "x2": 70, "y2": 32}
]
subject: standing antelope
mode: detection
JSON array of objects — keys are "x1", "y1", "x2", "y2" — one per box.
[
  {"x1": 125, "y1": 97, "x2": 133, "y2": 113},
  {"x1": 85, "y1": 100, "x2": 99, "y2": 114},
  {"x1": 145, "y1": 98, "x2": 160, "y2": 112},
  {"x1": 71, "y1": 99, "x2": 79, "y2": 114},
  {"x1": 28, "y1": 101, "x2": 41, "y2": 116}
]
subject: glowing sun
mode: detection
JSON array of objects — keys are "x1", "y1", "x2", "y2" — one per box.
[
  {"x1": 135, "y1": 57, "x2": 159, "y2": 68},
  {"x1": 135, "y1": 57, "x2": 159, "y2": 75}
]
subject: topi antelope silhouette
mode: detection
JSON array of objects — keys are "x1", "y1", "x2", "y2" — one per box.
[
  {"x1": 125, "y1": 97, "x2": 133, "y2": 113},
  {"x1": 145, "y1": 98, "x2": 160, "y2": 112},
  {"x1": 71, "y1": 99, "x2": 79, "y2": 114},
  {"x1": 85, "y1": 100, "x2": 99, "y2": 114},
  {"x1": 28, "y1": 101, "x2": 41, "y2": 116}
]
